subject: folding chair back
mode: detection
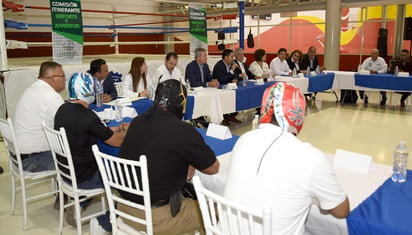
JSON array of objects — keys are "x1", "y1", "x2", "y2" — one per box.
[
  {"x1": 0, "y1": 118, "x2": 57, "y2": 230},
  {"x1": 193, "y1": 176, "x2": 272, "y2": 235},
  {"x1": 92, "y1": 145, "x2": 153, "y2": 235},
  {"x1": 42, "y1": 122, "x2": 106, "y2": 235}
]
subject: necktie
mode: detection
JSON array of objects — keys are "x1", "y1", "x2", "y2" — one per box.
[{"x1": 200, "y1": 65, "x2": 204, "y2": 83}]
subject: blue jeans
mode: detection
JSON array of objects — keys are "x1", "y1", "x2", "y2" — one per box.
[
  {"x1": 21, "y1": 151, "x2": 55, "y2": 172},
  {"x1": 77, "y1": 170, "x2": 112, "y2": 232}
]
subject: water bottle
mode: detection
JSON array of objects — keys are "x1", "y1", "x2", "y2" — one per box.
[
  {"x1": 114, "y1": 100, "x2": 123, "y2": 122},
  {"x1": 242, "y1": 74, "x2": 248, "y2": 86},
  {"x1": 394, "y1": 65, "x2": 399, "y2": 76},
  {"x1": 391, "y1": 141, "x2": 408, "y2": 183},
  {"x1": 252, "y1": 114, "x2": 259, "y2": 130},
  {"x1": 306, "y1": 66, "x2": 310, "y2": 77},
  {"x1": 293, "y1": 67, "x2": 297, "y2": 78},
  {"x1": 315, "y1": 65, "x2": 320, "y2": 75},
  {"x1": 95, "y1": 81, "x2": 103, "y2": 107}
]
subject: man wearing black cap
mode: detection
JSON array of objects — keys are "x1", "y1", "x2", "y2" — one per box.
[{"x1": 118, "y1": 79, "x2": 219, "y2": 235}]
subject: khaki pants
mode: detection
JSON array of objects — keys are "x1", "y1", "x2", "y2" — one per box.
[{"x1": 118, "y1": 198, "x2": 204, "y2": 235}]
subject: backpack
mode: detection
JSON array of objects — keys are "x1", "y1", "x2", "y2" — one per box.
[{"x1": 340, "y1": 89, "x2": 358, "y2": 104}]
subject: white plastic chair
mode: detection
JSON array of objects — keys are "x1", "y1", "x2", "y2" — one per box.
[
  {"x1": 42, "y1": 122, "x2": 106, "y2": 235},
  {"x1": 92, "y1": 144, "x2": 153, "y2": 235},
  {"x1": 193, "y1": 176, "x2": 272, "y2": 235},
  {"x1": 0, "y1": 118, "x2": 57, "y2": 230}
]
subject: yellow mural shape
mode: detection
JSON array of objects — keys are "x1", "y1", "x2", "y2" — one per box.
[{"x1": 292, "y1": 5, "x2": 411, "y2": 46}]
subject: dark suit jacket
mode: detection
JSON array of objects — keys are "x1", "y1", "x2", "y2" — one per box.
[
  {"x1": 102, "y1": 74, "x2": 118, "y2": 100},
  {"x1": 286, "y1": 57, "x2": 304, "y2": 73},
  {"x1": 185, "y1": 60, "x2": 212, "y2": 87},
  {"x1": 234, "y1": 60, "x2": 255, "y2": 80},
  {"x1": 212, "y1": 60, "x2": 239, "y2": 85},
  {"x1": 301, "y1": 54, "x2": 319, "y2": 71}
]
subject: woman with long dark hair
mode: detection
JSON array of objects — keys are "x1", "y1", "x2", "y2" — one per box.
[{"x1": 122, "y1": 57, "x2": 149, "y2": 98}]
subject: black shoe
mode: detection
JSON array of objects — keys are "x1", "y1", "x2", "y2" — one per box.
[
  {"x1": 364, "y1": 96, "x2": 368, "y2": 104},
  {"x1": 196, "y1": 120, "x2": 209, "y2": 128},
  {"x1": 0, "y1": 166, "x2": 3, "y2": 174}
]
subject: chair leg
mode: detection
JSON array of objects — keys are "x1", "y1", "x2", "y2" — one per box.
[
  {"x1": 74, "y1": 196, "x2": 82, "y2": 235},
  {"x1": 19, "y1": 177, "x2": 29, "y2": 230},
  {"x1": 10, "y1": 175, "x2": 16, "y2": 215},
  {"x1": 59, "y1": 191, "x2": 65, "y2": 235}
]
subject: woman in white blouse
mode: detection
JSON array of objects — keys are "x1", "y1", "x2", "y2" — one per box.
[
  {"x1": 122, "y1": 57, "x2": 150, "y2": 97},
  {"x1": 249, "y1": 49, "x2": 271, "y2": 80}
]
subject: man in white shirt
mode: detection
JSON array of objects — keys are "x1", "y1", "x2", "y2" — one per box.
[
  {"x1": 270, "y1": 48, "x2": 293, "y2": 77},
  {"x1": 14, "y1": 61, "x2": 65, "y2": 172},
  {"x1": 224, "y1": 82, "x2": 349, "y2": 235},
  {"x1": 360, "y1": 48, "x2": 388, "y2": 106},
  {"x1": 151, "y1": 52, "x2": 185, "y2": 92}
]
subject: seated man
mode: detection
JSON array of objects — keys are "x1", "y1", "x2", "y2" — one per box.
[
  {"x1": 301, "y1": 46, "x2": 324, "y2": 99},
  {"x1": 270, "y1": 48, "x2": 292, "y2": 77},
  {"x1": 185, "y1": 47, "x2": 219, "y2": 88},
  {"x1": 14, "y1": 61, "x2": 65, "y2": 172},
  {"x1": 224, "y1": 82, "x2": 349, "y2": 234},
  {"x1": 234, "y1": 48, "x2": 255, "y2": 81},
  {"x1": 54, "y1": 72, "x2": 127, "y2": 233},
  {"x1": 301, "y1": 46, "x2": 323, "y2": 73},
  {"x1": 151, "y1": 52, "x2": 185, "y2": 93},
  {"x1": 89, "y1": 58, "x2": 118, "y2": 103},
  {"x1": 360, "y1": 49, "x2": 388, "y2": 106},
  {"x1": 389, "y1": 49, "x2": 412, "y2": 108},
  {"x1": 213, "y1": 49, "x2": 241, "y2": 126},
  {"x1": 117, "y1": 79, "x2": 219, "y2": 235},
  {"x1": 185, "y1": 47, "x2": 219, "y2": 128}
]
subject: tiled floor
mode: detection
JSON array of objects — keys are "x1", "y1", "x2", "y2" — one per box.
[{"x1": 1, "y1": 90, "x2": 411, "y2": 234}]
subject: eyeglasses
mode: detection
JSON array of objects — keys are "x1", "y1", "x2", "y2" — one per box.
[
  {"x1": 49, "y1": 74, "x2": 66, "y2": 79},
  {"x1": 293, "y1": 54, "x2": 300, "y2": 58}
]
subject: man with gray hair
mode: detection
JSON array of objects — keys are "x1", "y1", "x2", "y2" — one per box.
[
  {"x1": 185, "y1": 47, "x2": 219, "y2": 128},
  {"x1": 185, "y1": 47, "x2": 219, "y2": 88},
  {"x1": 360, "y1": 48, "x2": 388, "y2": 106},
  {"x1": 234, "y1": 47, "x2": 255, "y2": 81}
]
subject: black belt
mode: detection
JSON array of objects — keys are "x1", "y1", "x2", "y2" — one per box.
[
  {"x1": 20, "y1": 154, "x2": 31, "y2": 161},
  {"x1": 151, "y1": 198, "x2": 169, "y2": 209}
]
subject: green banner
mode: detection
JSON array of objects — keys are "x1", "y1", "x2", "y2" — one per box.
[
  {"x1": 189, "y1": 6, "x2": 207, "y2": 43},
  {"x1": 50, "y1": 0, "x2": 83, "y2": 44},
  {"x1": 189, "y1": 5, "x2": 207, "y2": 56}
]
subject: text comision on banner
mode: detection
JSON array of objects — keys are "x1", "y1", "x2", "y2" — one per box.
[
  {"x1": 50, "y1": 0, "x2": 83, "y2": 64},
  {"x1": 189, "y1": 4, "x2": 207, "y2": 57}
]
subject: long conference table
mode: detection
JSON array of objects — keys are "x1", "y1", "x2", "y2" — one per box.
[
  {"x1": 96, "y1": 71, "x2": 412, "y2": 124},
  {"x1": 91, "y1": 72, "x2": 335, "y2": 124},
  {"x1": 331, "y1": 71, "x2": 412, "y2": 92},
  {"x1": 98, "y1": 122, "x2": 412, "y2": 235}
]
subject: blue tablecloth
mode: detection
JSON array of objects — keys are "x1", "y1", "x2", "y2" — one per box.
[
  {"x1": 347, "y1": 170, "x2": 412, "y2": 235},
  {"x1": 307, "y1": 73, "x2": 335, "y2": 92},
  {"x1": 90, "y1": 96, "x2": 195, "y2": 120},
  {"x1": 355, "y1": 73, "x2": 412, "y2": 91},
  {"x1": 89, "y1": 98, "x2": 153, "y2": 114},
  {"x1": 98, "y1": 127, "x2": 239, "y2": 157},
  {"x1": 235, "y1": 81, "x2": 275, "y2": 111}
]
